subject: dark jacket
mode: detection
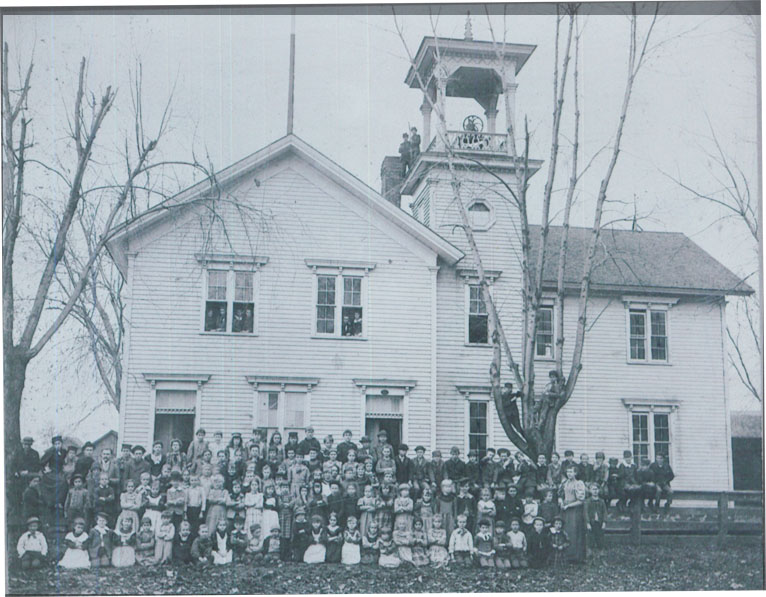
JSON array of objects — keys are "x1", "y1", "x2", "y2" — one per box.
[
  {"x1": 527, "y1": 528, "x2": 551, "y2": 568},
  {"x1": 173, "y1": 535, "x2": 195, "y2": 563},
  {"x1": 395, "y1": 456, "x2": 413, "y2": 484},
  {"x1": 444, "y1": 458, "x2": 466, "y2": 481},
  {"x1": 649, "y1": 462, "x2": 674, "y2": 485}
]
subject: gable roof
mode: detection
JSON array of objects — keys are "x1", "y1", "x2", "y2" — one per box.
[
  {"x1": 106, "y1": 134, "x2": 464, "y2": 275},
  {"x1": 528, "y1": 225, "x2": 752, "y2": 297}
]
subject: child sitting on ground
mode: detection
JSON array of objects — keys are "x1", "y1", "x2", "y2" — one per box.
[
  {"x1": 549, "y1": 515, "x2": 570, "y2": 567},
  {"x1": 191, "y1": 524, "x2": 213, "y2": 566},
  {"x1": 341, "y1": 515, "x2": 362, "y2": 565},
  {"x1": 492, "y1": 519, "x2": 510, "y2": 568},
  {"x1": 154, "y1": 510, "x2": 175, "y2": 564},
  {"x1": 58, "y1": 517, "x2": 89, "y2": 569},
  {"x1": 361, "y1": 519, "x2": 380, "y2": 565},
  {"x1": 261, "y1": 526, "x2": 281, "y2": 562},
  {"x1": 427, "y1": 513, "x2": 449, "y2": 567},
  {"x1": 448, "y1": 514, "x2": 473, "y2": 567},
  {"x1": 173, "y1": 521, "x2": 194, "y2": 564},
  {"x1": 17, "y1": 516, "x2": 48, "y2": 570},
  {"x1": 135, "y1": 517, "x2": 156, "y2": 566},
  {"x1": 507, "y1": 517, "x2": 528, "y2": 569},
  {"x1": 88, "y1": 511, "x2": 113, "y2": 568},
  {"x1": 377, "y1": 528, "x2": 400, "y2": 568},
  {"x1": 111, "y1": 516, "x2": 137, "y2": 568},
  {"x1": 212, "y1": 518, "x2": 232, "y2": 565},
  {"x1": 303, "y1": 514, "x2": 327, "y2": 563},
  {"x1": 410, "y1": 517, "x2": 430, "y2": 567},
  {"x1": 246, "y1": 524, "x2": 264, "y2": 561},
  {"x1": 474, "y1": 518, "x2": 495, "y2": 568},
  {"x1": 527, "y1": 516, "x2": 551, "y2": 569},
  {"x1": 230, "y1": 515, "x2": 248, "y2": 560},
  {"x1": 393, "y1": 517, "x2": 414, "y2": 565}
]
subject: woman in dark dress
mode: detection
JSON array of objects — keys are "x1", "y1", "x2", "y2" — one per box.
[{"x1": 558, "y1": 464, "x2": 587, "y2": 564}]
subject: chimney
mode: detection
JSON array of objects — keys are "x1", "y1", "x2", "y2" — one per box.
[{"x1": 381, "y1": 156, "x2": 404, "y2": 208}]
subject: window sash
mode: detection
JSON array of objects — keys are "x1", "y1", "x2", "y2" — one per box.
[
  {"x1": 536, "y1": 307, "x2": 554, "y2": 358},
  {"x1": 204, "y1": 270, "x2": 255, "y2": 333},
  {"x1": 468, "y1": 285, "x2": 489, "y2": 344},
  {"x1": 629, "y1": 308, "x2": 668, "y2": 362},
  {"x1": 258, "y1": 390, "x2": 307, "y2": 435},
  {"x1": 468, "y1": 401, "x2": 488, "y2": 459},
  {"x1": 630, "y1": 409, "x2": 672, "y2": 464},
  {"x1": 315, "y1": 273, "x2": 365, "y2": 337},
  {"x1": 316, "y1": 275, "x2": 336, "y2": 334}
]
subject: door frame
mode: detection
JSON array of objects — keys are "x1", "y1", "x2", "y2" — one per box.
[
  {"x1": 353, "y1": 378, "x2": 416, "y2": 445},
  {"x1": 143, "y1": 373, "x2": 211, "y2": 447}
]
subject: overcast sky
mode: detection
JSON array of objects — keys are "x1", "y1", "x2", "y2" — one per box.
[{"x1": 4, "y1": 3, "x2": 760, "y2": 443}]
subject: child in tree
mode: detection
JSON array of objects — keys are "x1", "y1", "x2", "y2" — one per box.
[
  {"x1": 549, "y1": 515, "x2": 570, "y2": 567},
  {"x1": 341, "y1": 515, "x2": 362, "y2": 565},
  {"x1": 211, "y1": 518, "x2": 232, "y2": 565},
  {"x1": 507, "y1": 517, "x2": 528, "y2": 568},
  {"x1": 325, "y1": 511, "x2": 343, "y2": 563},
  {"x1": 116, "y1": 479, "x2": 142, "y2": 537},
  {"x1": 393, "y1": 517, "x2": 414, "y2": 565},
  {"x1": 474, "y1": 518, "x2": 495, "y2": 568},
  {"x1": 448, "y1": 513, "x2": 473, "y2": 567},
  {"x1": 88, "y1": 511, "x2": 113, "y2": 568},
  {"x1": 303, "y1": 515, "x2": 326, "y2": 563},
  {"x1": 377, "y1": 527, "x2": 400, "y2": 568},
  {"x1": 427, "y1": 513, "x2": 449, "y2": 567},
  {"x1": 527, "y1": 516, "x2": 551, "y2": 569},
  {"x1": 173, "y1": 520, "x2": 195, "y2": 564},
  {"x1": 58, "y1": 517, "x2": 89, "y2": 569},
  {"x1": 361, "y1": 519, "x2": 380, "y2": 565},
  {"x1": 111, "y1": 516, "x2": 137, "y2": 568},
  {"x1": 191, "y1": 524, "x2": 213, "y2": 566},
  {"x1": 135, "y1": 517, "x2": 156, "y2": 566},
  {"x1": 492, "y1": 519, "x2": 510, "y2": 568},
  {"x1": 410, "y1": 517, "x2": 430, "y2": 567},
  {"x1": 17, "y1": 516, "x2": 48, "y2": 570},
  {"x1": 154, "y1": 510, "x2": 175, "y2": 564}
]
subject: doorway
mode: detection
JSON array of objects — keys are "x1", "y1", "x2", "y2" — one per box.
[
  {"x1": 154, "y1": 414, "x2": 195, "y2": 454},
  {"x1": 365, "y1": 418, "x2": 402, "y2": 454}
]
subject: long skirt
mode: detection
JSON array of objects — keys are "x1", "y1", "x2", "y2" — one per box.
[
  {"x1": 359, "y1": 511, "x2": 376, "y2": 537},
  {"x1": 411, "y1": 546, "x2": 429, "y2": 567},
  {"x1": 341, "y1": 542, "x2": 361, "y2": 565},
  {"x1": 143, "y1": 510, "x2": 162, "y2": 537},
  {"x1": 360, "y1": 546, "x2": 378, "y2": 565},
  {"x1": 58, "y1": 548, "x2": 90, "y2": 569},
  {"x1": 245, "y1": 507, "x2": 262, "y2": 538},
  {"x1": 213, "y1": 549, "x2": 232, "y2": 565},
  {"x1": 397, "y1": 545, "x2": 413, "y2": 565},
  {"x1": 303, "y1": 544, "x2": 326, "y2": 564},
  {"x1": 135, "y1": 548, "x2": 155, "y2": 566},
  {"x1": 428, "y1": 545, "x2": 449, "y2": 566},
  {"x1": 326, "y1": 539, "x2": 342, "y2": 563},
  {"x1": 262, "y1": 510, "x2": 280, "y2": 535},
  {"x1": 378, "y1": 552, "x2": 400, "y2": 568},
  {"x1": 205, "y1": 505, "x2": 227, "y2": 535},
  {"x1": 563, "y1": 504, "x2": 586, "y2": 564},
  {"x1": 112, "y1": 546, "x2": 136, "y2": 568}
]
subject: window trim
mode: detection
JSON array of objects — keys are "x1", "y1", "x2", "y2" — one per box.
[
  {"x1": 144, "y1": 373, "x2": 211, "y2": 449},
  {"x1": 246, "y1": 376, "x2": 318, "y2": 436},
  {"x1": 466, "y1": 199, "x2": 496, "y2": 232},
  {"x1": 306, "y1": 260, "x2": 375, "y2": 340},
  {"x1": 458, "y1": 389, "x2": 495, "y2": 458},
  {"x1": 624, "y1": 301, "x2": 673, "y2": 365},
  {"x1": 534, "y1": 303, "x2": 556, "y2": 361},
  {"x1": 462, "y1": 279, "x2": 499, "y2": 347},
  {"x1": 199, "y1": 257, "x2": 266, "y2": 336},
  {"x1": 623, "y1": 399, "x2": 678, "y2": 465}
]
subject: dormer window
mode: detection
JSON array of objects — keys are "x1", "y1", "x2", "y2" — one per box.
[{"x1": 467, "y1": 200, "x2": 494, "y2": 231}]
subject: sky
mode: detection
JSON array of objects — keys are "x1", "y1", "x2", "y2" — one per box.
[{"x1": 3, "y1": 3, "x2": 761, "y2": 444}]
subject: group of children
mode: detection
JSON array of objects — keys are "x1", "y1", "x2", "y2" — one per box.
[{"x1": 13, "y1": 426, "x2": 674, "y2": 573}]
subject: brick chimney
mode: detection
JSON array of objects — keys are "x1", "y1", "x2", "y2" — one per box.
[{"x1": 380, "y1": 156, "x2": 403, "y2": 208}]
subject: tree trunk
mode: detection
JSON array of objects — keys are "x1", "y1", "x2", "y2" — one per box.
[{"x1": 4, "y1": 347, "x2": 28, "y2": 543}]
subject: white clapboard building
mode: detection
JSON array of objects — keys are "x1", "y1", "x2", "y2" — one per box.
[{"x1": 107, "y1": 32, "x2": 750, "y2": 490}]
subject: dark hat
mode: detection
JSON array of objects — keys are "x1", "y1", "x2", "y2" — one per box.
[
  {"x1": 552, "y1": 515, "x2": 564, "y2": 524},
  {"x1": 232, "y1": 432, "x2": 242, "y2": 439},
  {"x1": 152, "y1": 440, "x2": 163, "y2": 447},
  {"x1": 72, "y1": 473, "x2": 84, "y2": 483},
  {"x1": 564, "y1": 450, "x2": 574, "y2": 457},
  {"x1": 95, "y1": 511, "x2": 110, "y2": 521},
  {"x1": 398, "y1": 444, "x2": 409, "y2": 452},
  {"x1": 533, "y1": 516, "x2": 545, "y2": 524},
  {"x1": 432, "y1": 449, "x2": 442, "y2": 457},
  {"x1": 498, "y1": 448, "x2": 510, "y2": 456},
  {"x1": 415, "y1": 445, "x2": 426, "y2": 452},
  {"x1": 343, "y1": 429, "x2": 353, "y2": 436},
  {"x1": 595, "y1": 451, "x2": 605, "y2": 459},
  {"x1": 22, "y1": 436, "x2": 34, "y2": 444},
  {"x1": 51, "y1": 435, "x2": 63, "y2": 443},
  {"x1": 360, "y1": 436, "x2": 371, "y2": 444},
  {"x1": 377, "y1": 430, "x2": 388, "y2": 437},
  {"x1": 82, "y1": 441, "x2": 94, "y2": 450},
  {"x1": 288, "y1": 431, "x2": 298, "y2": 438},
  {"x1": 26, "y1": 516, "x2": 40, "y2": 525},
  {"x1": 196, "y1": 428, "x2": 206, "y2": 435},
  {"x1": 468, "y1": 449, "x2": 479, "y2": 458},
  {"x1": 170, "y1": 471, "x2": 183, "y2": 481},
  {"x1": 121, "y1": 443, "x2": 132, "y2": 450},
  {"x1": 623, "y1": 450, "x2": 633, "y2": 458},
  {"x1": 294, "y1": 506, "x2": 307, "y2": 516},
  {"x1": 486, "y1": 447, "x2": 496, "y2": 453},
  {"x1": 458, "y1": 477, "x2": 471, "y2": 486},
  {"x1": 131, "y1": 445, "x2": 145, "y2": 454}
]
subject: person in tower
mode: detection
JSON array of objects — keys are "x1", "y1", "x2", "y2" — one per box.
[
  {"x1": 409, "y1": 127, "x2": 421, "y2": 160},
  {"x1": 398, "y1": 133, "x2": 412, "y2": 177}
]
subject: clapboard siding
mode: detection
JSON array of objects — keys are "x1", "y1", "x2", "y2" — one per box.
[{"x1": 122, "y1": 159, "x2": 435, "y2": 448}]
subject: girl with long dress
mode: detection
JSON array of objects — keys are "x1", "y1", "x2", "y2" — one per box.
[
  {"x1": 426, "y1": 514, "x2": 449, "y2": 567},
  {"x1": 392, "y1": 518, "x2": 413, "y2": 565},
  {"x1": 111, "y1": 517, "x2": 137, "y2": 568},
  {"x1": 261, "y1": 484, "x2": 280, "y2": 536},
  {"x1": 393, "y1": 484, "x2": 414, "y2": 532},
  {"x1": 116, "y1": 480, "x2": 142, "y2": 537},
  {"x1": 205, "y1": 475, "x2": 228, "y2": 534},
  {"x1": 143, "y1": 480, "x2": 164, "y2": 537},
  {"x1": 360, "y1": 519, "x2": 380, "y2": 565},
  {"x1": 341, "y1": 516, "x2": 361, "y2": 565},
  {"x1": 410, "y1": 518, "x2": 430, "y2": 567},
  {"x1": 325, "y1": 512, "x2": 343, "y2": 563},
  {"x1": 376, "y1": 529, "x2": 400, "y2": 568},
  {"x1": 244, "y1": 486, "x2": 263, "y2": 540},
  {"x1": 415, "y1": 486, "x2": 436, "y2": 535},
  {"x1": 303, "y1": 515, "x2": 327, "y2": 563},
  {"x1": 135, "y1": 518, "x2": 156, "y2": 566},
  {"x1": 475, "y1": 487, "x2": 497, "y2": 534},
  {"x1": 58, "y1": 518, "x2": 91, "y2": 569},
  {"x1": 435, "y1": 479, "x2": 457, "y2": 537},
  {"x1": 357, "y1": 485, "x2": 381, "y2": 537},
  {"x1": 376, "y1": 481, "x2": 395, "y2": 532},
  {"x1": 559, "y1": 464, "x2": 587, "y2": 564}
]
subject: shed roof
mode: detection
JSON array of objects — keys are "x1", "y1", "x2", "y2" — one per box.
[{"x1": 528, "y1": 225, "x2": 752, "y2": 296}]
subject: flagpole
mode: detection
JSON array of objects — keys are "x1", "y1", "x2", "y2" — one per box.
[{"x1": 287, "y1": 8, "x2": 296, "y2": 135}]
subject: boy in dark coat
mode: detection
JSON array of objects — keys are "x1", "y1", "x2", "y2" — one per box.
[
  {"x1": 395, "y1": 444, "x2": 413, "y2": 485},
  {"x1": 444, "y1": 447, "x2": 466, "y2": 481},
  {"x1": 428, "y1": 450, "x2": 446, "y2": 490},
  {"x1": 173, "y1": 521, "x2": 195, "y2": 563},
  {"x1": 650, "y1": 454, "x2": 675, "y2": 512},
  {"x1": 584, "y1": 484, "x2": 607, "y2": 548},
  {"x1": 22, "y1": 475, "x2": 43, "y2": 522},
  {"x1": 527, "y1": 517, "x2": 551, "y2": 568},
  {"x1": 291, "y1": 508, "x2": 310, "y2": 562}
]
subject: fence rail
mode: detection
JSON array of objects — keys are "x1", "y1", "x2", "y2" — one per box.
[{"x1": 606, "y1": 490, "x2": 763, "y2": 544}]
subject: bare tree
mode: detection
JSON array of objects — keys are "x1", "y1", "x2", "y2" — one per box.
[{"x1": 394, "y1": 3, "x2": 659, "y2": 459}]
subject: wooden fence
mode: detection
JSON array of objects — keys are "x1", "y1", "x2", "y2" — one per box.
[{"x1": 605, "y1": 490, "x2": 763, "y2": 544}]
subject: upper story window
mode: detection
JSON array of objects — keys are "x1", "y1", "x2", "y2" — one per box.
[
  {"x1": 197, "y1": 253, "x2": 268, "y2": 335},
  {"x1": 306, "y1": 259, "x2": 375, "y2": 339},
  {"x1": 535, "y1": 306, "x2": 554, "y2": 359},
  {"x1": 467, "y1": 285, "x2": 489, "y2": 344},
  {"x1": 467, "y1": 200, "x2": 495, "y2": 231},
  {"x1": 628, "y1": 307, "x2": 669, "y2": 362}
]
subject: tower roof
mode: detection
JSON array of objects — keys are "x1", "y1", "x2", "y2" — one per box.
[{"x1": 404, "y1": 36, "x2": 536, "y2": 91}]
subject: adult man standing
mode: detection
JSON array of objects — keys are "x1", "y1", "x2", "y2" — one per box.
[
  {"x1": 186, "y1": 428, "x2": 209, "y2": 465},
  {"x1": 40, "y1": 435, "x2": 66, "y2": 477},
  {"x1": 12, "y1": 437, "x2": 41, "y2": 485},
  {"x1": 298, "y1": 427, "x2": 322, "y2": 460},
  {"x1": 398, "y1": 133, "x2": 412, "y2": 177},
  {"x1": 336, "y1": 430, "x2": 357, "y2": 464},
  {"x1": 409, "y1": 127, "x2": 421, "y2": 160}
]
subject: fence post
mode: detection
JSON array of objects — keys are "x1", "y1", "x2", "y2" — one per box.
[
  {"x1": 630, "y1": 499, "x2": 641, "y2": 545},
  {"x1": 718, "y1": 492, "x2": 729, "y2": 545}
]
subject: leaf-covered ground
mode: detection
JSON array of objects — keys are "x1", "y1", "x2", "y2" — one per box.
[{"x1": 7, "y1": 543, "x2": 763, "y2": 595}]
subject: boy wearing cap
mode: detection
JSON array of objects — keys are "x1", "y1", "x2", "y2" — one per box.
[
  {"x1": 17, "y1": 516, "x2": 48, "y2": 570},
  {"x1": 411, "y1": 446, "x2": 429, "y2": 498},
  {"x1": 428, "y1": 450, "x2": 445, "y2": 490},
  {"x1": 444, "y1": 446, "x2": 466, "y2": 481},
  {"x1": 337, "y1": 429, "x2": 357, "y2": 464},
  {"x1": 395, "y1": 444, "x2": 413, "y2": 486},
  {"x1": 298, "y1": 427, "x2": 321, "y2": 459},
  {"x1": 496, "y1": 448, "x2": 515, "y2": 486},
  {"x1": 465, "y1": 450, "x2": 481, "y2": 494},
  {"x1": 356, "y1": 436, "x2": 372, "y2": 463},
  {"x1": 74, "y1": 442, "x2": 96, "y2": 479},
  {"x1": 527, "y1": 516, "x2": 551, "y2": 568},
  {"x1": 618, "y1": 450, "x2": 640, "y2": 512},
  {"x1": 166, "y1": 471, "x2": 188, "y2": 530},
  {"x1": 125, "y1": 445, "x2": 150, "y2": 490},
  {"x1": 12, "y1": 437, "x2": 41, "y2": 484},
  {"x1": 585, "y1": 483, "x2": 606, "y2": 548},
  {"x1": 371, "y1": 430, "x2": 392, "y2": 464},
  {"x1": 186, "y1": 429, "x2": 209, "y2": 464}
]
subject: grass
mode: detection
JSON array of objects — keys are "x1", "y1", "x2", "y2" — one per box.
[{"x1": 6, "y1": 542, "x2": 764, "y2": 594}]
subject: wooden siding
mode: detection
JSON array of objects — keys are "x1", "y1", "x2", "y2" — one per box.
[{"x1": 121, "y1": 158, "x2": 435, "y2": 448}]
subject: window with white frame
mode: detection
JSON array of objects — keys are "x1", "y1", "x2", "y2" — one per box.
[
  {"x1": 631, "y1": 409, "x2": 672, "y2": 464},
  {"x1": 468, "y1": 200, "x2": 493, "y2": 230},
  {"x1": 468, "y1": 400, "x2": 489, "y2": 458},
  {"x1": 628, "y1": 307, "x2": 668, "y2": 362},
  {"x1": 257, "y1": 390, "x2": 308, "y2": 437},
  {"x1": 467, "y1": 285, "x2": 489, "y2": 344},
  {"x1": 536, "y1": 306, "x2": 554, "y2": 358},
  {"x1": 204, "y1": 269, "x2": 255, "y2": 333},
  {"x1": 307, "y1": 260, "x2": 374, "y2": 338}
]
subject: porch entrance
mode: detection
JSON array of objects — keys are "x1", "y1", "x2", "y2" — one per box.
[
  {"x1": 364, "y1": 392, "x2": 403, "y2": 454},
  {"x1": 154, "y1": 413, "x2": 195, "y2": 454}
]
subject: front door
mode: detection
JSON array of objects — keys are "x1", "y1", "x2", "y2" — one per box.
[
  {"x1": 154, "y1": 414, "x2": 195, "y2": 454},
  {"x1": 365, "y1": 418, "x2": 402, "y2": 454}
]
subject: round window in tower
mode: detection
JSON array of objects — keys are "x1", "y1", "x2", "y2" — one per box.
[{"x1": 468, "y1": 200, "x2": 494, "y2": 231}]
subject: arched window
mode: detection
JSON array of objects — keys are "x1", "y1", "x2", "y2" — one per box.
[{"x1": 468, "y1": 201, "x2": 492, "y2": 230}]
